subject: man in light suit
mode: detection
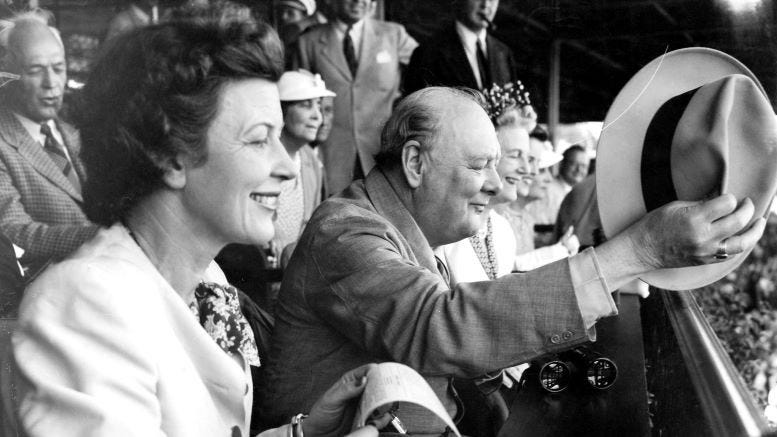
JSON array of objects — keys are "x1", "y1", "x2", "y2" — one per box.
[
  {"x1": 0, "y1": 14, "x2": 98, "y2": 277},
  {"x1": 291, "y1": 0, "x2": 417, "y2": 195},
  {"x1": 263, "y1": 87, "x2": 762, "y2": 433},
  {"x1": 404, "y1": 0, "x2": 519, "y2": 94}
]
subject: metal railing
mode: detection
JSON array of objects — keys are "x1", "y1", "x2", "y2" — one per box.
[{"x1": 644, "y1": 289, "x2": 776, "y2": 437}]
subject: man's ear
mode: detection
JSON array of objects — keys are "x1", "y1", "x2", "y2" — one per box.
[
  {"x1": 401, "y1": 140, "x2": 423, "y2": 188},
  {"x1": 159, "y1": 153, "x2": 187, "y2": 190}
]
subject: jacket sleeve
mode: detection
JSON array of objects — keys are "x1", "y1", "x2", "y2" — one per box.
[
  {"x1": 0, "y1": 159, "x2": 98, "y2": 266},
  {"x1": 395, "y1": 24, "x2": 418, "y2": 66},
  {"x1": 13, "y1": 262, "x2": 167, "y2": 437},
  {"x1": 305, "y1": 213, "x2": 592, "y2": 378}
]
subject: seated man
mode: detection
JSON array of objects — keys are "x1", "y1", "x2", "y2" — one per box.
[
  {"x1": 0, "y1": 12, "x2": 98, "y2": 277},
  {"x1": 262, "y1": 87, "x2": 762, "y2": 433}
]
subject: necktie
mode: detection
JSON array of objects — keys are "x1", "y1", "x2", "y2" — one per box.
[
  {"x1": 476, "y1": 39, "x2": 491, "y2": 90},
  {"x1": 190, "y1": 282, "x2": 262, "y2": 367},
  {"x1": 40, "y1": 123, "x2": 81, "y2": 193},
  {"x1": 343, "y1": 25, "x2": 358, "y2": 78}
]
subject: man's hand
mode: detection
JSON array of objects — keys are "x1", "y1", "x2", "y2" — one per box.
[
  {"x1": 630, "y1": 194, "x2": 764, "y2": 269},
  {"x1": 303, "y1": 363, "x2": 381, "y2": 437},
  {"x1": 595, "y1": 194, "x2": 766, "y2": 290}
]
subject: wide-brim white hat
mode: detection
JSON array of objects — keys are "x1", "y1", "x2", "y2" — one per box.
[
  {"x1": 278, "y1": 69, "x2": 335, "y2": 102},
  {"x1": 597, "y1": 47, "x2": 777, "y2": 290}
]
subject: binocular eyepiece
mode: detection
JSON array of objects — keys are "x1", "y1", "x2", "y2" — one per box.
[{"x1": 534, "y1": 346, "x2": 618, "y2": 393}]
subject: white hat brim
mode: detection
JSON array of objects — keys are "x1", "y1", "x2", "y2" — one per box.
[{"x1": 596, "y1": 47, "x2": 767, "y2": 290}]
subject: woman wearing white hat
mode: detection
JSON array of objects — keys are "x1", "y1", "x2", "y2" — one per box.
[{"x1": 272, "y1": 69, "x2": 335, "y2": 266}]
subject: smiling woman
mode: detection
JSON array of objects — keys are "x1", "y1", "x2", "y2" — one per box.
[{"x1": 10, "y1": 3, "x2": 384, "y2": 437}]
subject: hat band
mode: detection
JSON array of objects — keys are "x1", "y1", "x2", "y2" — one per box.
[{"x1": 640, "y1": 87, "x2": 700, "y2": 212}]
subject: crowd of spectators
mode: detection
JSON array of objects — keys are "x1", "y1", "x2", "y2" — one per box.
[{"x1": 0, "y1": 1, "x2": 765, "y2": 436}]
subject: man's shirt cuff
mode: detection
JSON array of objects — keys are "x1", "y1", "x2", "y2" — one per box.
[{"x1": 568, "y1": 247, "x2": 618, "y2": 329}]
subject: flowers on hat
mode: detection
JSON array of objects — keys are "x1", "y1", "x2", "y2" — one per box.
[{"x1": 483, "y1": 81, "x2": 532, "y2": 123}]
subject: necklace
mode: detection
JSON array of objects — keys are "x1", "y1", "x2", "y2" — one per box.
[{"x1": 470, "y1": 216, "x2": 498, "y2": 280}]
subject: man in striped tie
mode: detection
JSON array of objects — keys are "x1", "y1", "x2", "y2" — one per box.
[{"x1": 0, "y1": 11, "x2": 98, "y2": 280}]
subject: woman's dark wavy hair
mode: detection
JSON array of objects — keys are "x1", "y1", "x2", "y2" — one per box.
[{"x1": 76, "y1": 2, "x2": 284, "y2": 226}]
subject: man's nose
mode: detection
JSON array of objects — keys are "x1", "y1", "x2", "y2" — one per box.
[
  {"x1": 483, "y1": 166, "x2": 502, "y2": 196},
  {"x1": 42, "y1": 67, "x2": 59, "y2": 88}
]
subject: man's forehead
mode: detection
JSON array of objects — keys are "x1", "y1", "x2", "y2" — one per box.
[{"x1": 10, "y1": 22, "x2": 64, "y2": 61}]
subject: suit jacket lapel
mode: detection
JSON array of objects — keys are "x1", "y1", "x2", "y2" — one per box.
[
  {"x1": 445, "y1": 25, "x2": 479, "y2": 90},
  {"x1": 356, "y1": 18, "x2": 377, "y2": 80},
  {"x1": 116, "y1": 225, "x2": 250, "y2": 427},
  {"x1": 365, "y1": 169, "x2": 440, "y2": 276},
  {"x1": 318, "y1": 24, "x2": 352, "y2": 81},
  {"x1": 0, "y1": 107, "x2": 83, "y2": 202},
  {"x1": 486, "y1": 35, "x2": 508, "y2": 87}
]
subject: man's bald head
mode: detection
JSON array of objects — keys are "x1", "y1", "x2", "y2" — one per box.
[
  {"x1": 0, "y1": 13, "x2": 67, "y2": 122},
  {"x1": 375, "y1": 87, "x2": 487, "y2": 170},
  {"x1": 376, "y1": 87, "x2": 502, "y2": 247}
]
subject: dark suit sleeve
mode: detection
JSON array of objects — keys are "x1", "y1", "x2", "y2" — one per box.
[
  {"x1": 305, "y1": 212, "x2": 591, "y2": 377},
  {"x1": 289, "y1": 36, "x2": 308, "y2": 71},
  {"x1": 0, "y1": 158, "x2": 98, "y2": 266},
  {"x1": 403, "y1": 44, "x2": 430, "y2": 95}
]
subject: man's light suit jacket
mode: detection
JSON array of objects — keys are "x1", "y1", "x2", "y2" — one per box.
[
  {"x1": 0, "y1": 107, "x2": 98, "y2": 273},
  {"x1": 13, "y1": 225, "x2": 253, "y2": 436},
  {"x1": 292, "y1": 19, "x2": 417, "y2": 195},
  {"x1": 263, "y1": 168, "x2": 597, "y2": 434}
]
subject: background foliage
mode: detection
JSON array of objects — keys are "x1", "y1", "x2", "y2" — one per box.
[{"x1": 693, "y1": 215, "x2": 777, "y2": 424}]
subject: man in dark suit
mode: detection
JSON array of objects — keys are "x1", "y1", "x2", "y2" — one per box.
[
  {"x1": 0, "y1": 14, "x2": 98, "y2": 277},
  {"x1": 291, "y1": 0, "x2": 417, "y2": 195},
  {"x1": 404, "y1": 0, "x2": 518, "y2": 94}
]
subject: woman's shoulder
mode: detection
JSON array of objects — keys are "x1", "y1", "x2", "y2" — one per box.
[{"x1": 20, "y1": 225, "x2": 161, "y2": 321}]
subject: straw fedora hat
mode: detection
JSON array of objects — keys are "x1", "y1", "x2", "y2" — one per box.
[{"x1": 596, "y1": 47, "x2": 777, "y2": 290}]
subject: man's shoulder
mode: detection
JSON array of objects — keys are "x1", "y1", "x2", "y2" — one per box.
[
  {"x1": 298, "y1": 22, "x2": 331, "y2": 42},
  {"x1": 0, "y1": 107, "x2": 24, "y2": 144},
  {"x1": 487, "y1": 33, "x2": 513, "y2": 53},
  {"x1": 369, "y1": 18, "x2": 408, "y2": 34},
  {"x1": 308, "y1": 184, "x2": 379, "y2": 228}
]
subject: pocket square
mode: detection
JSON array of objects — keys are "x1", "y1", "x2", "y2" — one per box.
[{"x1": 376, "y1": 50, "x2": 392, "y2": 64}]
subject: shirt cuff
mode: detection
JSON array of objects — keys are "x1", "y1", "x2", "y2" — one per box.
[{"x1": 568, "y1": 247, "x2": 618, "y2": 330}]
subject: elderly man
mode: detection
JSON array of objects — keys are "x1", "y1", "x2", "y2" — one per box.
[
  {"x1": 291, "y1": 0, "x2": 417, "y2": 195},
  {"x1": 0, "y1": 13, "x2": 98, "y2": 277},
  {"x1": 404, "y1": 0, "x2": 519, "y2": 94},
  {"x1": 262, "y1": 87, "x2": 762, "y2": 433}
]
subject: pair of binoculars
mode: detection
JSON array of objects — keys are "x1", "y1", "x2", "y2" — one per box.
[{"x1": 533, "y1": 346, "x2": 618, "y2": 393}]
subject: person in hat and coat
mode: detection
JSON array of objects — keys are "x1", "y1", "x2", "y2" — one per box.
[{"x1": 272, "y1": 69, "x2": 334, "y2": 267}]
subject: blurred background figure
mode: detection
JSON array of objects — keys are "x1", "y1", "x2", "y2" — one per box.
[
  {"x1": 523, "y1": 141, "x2": 590, "y2": 247},
  {"x1": 290, "y1": 0, "x2": 417, "y2": 196},
  {"x1": 274, "y1": 0, "x2": 321, "y2": 64},
  {"x1": 104, "y1": 0, "x2": 159, "y2": 42},
  {"x1": 273, "y1": 69, "x2": 332, "y2": 269},
  {"x1": 404, "y1": 0, "x2": 519, "y2": 94},
  {"x1": 0, "y1": 11, "x2": 98, "y2": 283},
  {"x1": 311, "y1": 94, "x2": 334, "y2": 149}
]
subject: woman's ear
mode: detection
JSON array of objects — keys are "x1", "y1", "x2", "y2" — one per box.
[
  {"x1": 401, "y1": 140, "x2": 423, "y2": 189},
  {"x1": 159, "y1": 153, "x2": 187, "y2": 190}
]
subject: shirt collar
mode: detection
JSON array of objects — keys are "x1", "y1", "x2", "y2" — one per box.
[
  {"x1": 335, "y1": 18, "x2": 365, "y2": 36},
  {"x1": 13, "y1": 112, "x2": 54, "y2": 145},
  {"x1": 455, "y1": 20, "x2": 487, "y2": 52}
]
